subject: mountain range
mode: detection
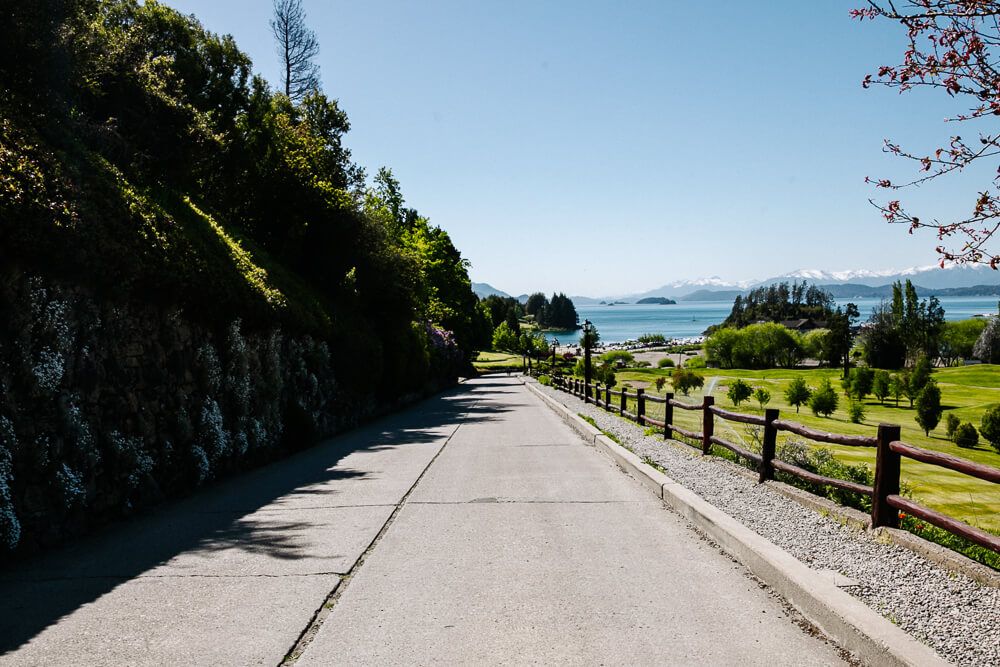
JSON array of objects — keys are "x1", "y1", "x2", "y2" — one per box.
[{"x1": 473, "y1": 264, "x2": 1000, "y2": 303}]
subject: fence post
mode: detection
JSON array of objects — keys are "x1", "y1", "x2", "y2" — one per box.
[
  {"x1": 664, "y1": 393, "x2": 673, "y2": 440},
  {"x1": 636, "y1": 388, "x2": 645, "y2": 424},
  {"x1": 759, "y1": 408, "x2": 779, "y2": 483},
  {"x1": 872, "y1": 423, "x2": 902, "y2": 529},
  {"x1": 620, "y1": 386, "x2": 627, "y2": 415},
  {"x1": 702, "y1": 395, "x2": 714, "y2": 455},
  {"x1": 605, "y1": 384, "x2": 611, "y2": 409}
]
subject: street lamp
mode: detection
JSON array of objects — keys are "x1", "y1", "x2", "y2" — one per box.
[
  {"x1": 551, "y1": 338, "x2": 559, "y2": 375},
  {"x1": 582, "y1": 320, "x2": 593, "y2": 403}
]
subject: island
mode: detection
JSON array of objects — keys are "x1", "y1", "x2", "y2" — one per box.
[{"x1": 636, "y1": 297, "x2": 676, "y2": 305}]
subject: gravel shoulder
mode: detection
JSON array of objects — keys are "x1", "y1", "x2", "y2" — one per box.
[{"x1": 532, "y1": 380, "x2": 1000, "y2": 667}]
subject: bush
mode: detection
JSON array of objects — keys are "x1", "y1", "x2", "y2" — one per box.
[
  {"x1": 657, "y1": 357, "x2": 675, "y2": 368},
  {"x1": 954, "y1": 422, "x2": 979, "y2": 449},
  {"x1": 848, "y1": 400, "x2": 865, "y2": 424},
  {"x1": 538, "y1": 375, "x2": 551, "y2": 386},
  {"x1": 654, "y1": 376, "x2": 667, "y2": 392},
  {"x1": 685, "y1": 356, "x2": 706, "y2": 369},
  {"x1": 671, "y1": 368, "x2": 704, "y2": 396},
  {"x1": 600, "y1": 350, "x2": 634, "y2": 365},
  {"x1": 980, "y1": 406, "x2": 1000, "y2": 452},
  {"x1": 634, "y1": 360, "x2": 651, "y2": 368},
  {"x1": 944, "y1": 413, "x2": 961, "y2": 440}
]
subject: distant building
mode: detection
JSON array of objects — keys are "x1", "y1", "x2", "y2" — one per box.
[{"x1": 779, "y1": 318, "x2": 825, "y2": 332}]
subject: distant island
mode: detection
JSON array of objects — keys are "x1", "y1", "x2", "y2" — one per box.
[{"x1": 636, "y1": 297, "x2": 676, "y2": 305}]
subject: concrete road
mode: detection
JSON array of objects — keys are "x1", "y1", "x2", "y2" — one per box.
[
  {"x1": 0, "y1": 376, "x2": 848, "y2": 666},
  {"x1": 295, "y1": 377, "x2": 847, "y2": 665}
]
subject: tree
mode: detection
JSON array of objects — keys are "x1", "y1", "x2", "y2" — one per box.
[
  {"x1": 915, "y1": 381, "x2": 943, "y2": 436},
  {"x1": 980, "y1": 405, "x2": 1000, "y2": 452},
  {"x1": 753, "y1": 387, "x2": 771, "y2": 411},
  {"x1": 945, "y1": 412, "x2": 961, "y2": 440},
  {"x1": 854, "y1": 2, "x2": 1000, "y2": 267},
  {"x1": 910, "y1": 355, "x2": 933, "y2": 395},
  {"x1": 671, "y1": 369, "x2": 704, "y2": 396},
  {"x1": 271, "y1": 0, "x2": 320, "y2": 102},
  {"x1": 872, "y1": 370, "x2": 891, "y2": 404},
  {"x1": 849, "y1": 367, "x2": 875, "y2": 402},
  {"x1": 973, "y1": 317, "x2": 1000, "y2": 363},
  {"x1": 809, "y1": 378, "x2": 839, "y2": 417},
  {"x1": 524, "y1": 293, "x2": 547, "y2": 317},
  {"x1": 825, "y1": 304, "x2": 859, "y2": 377},
  {"x1": 889, "y1": 372, "x2": 907, "y2": 407},
  {"x1": 939, "y1": 319, "x2": 988, "y2": 366},
  {"x1": 491, "y1": 321, "x2": 518, "y2": 353},
  {"x1": 784, "y1": 376, "x2": 811, "y2": 413},
  {"x1": 727, "y1": 378, "x2": 753, "y2": 407}
]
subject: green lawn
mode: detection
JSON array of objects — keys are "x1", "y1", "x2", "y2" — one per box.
[
  {"x1": 471, "y1": 350, "x2": 523, "y2": 371},
  {"x1": 613, "y1": 365, "x2": 1000, "y2": 531}
]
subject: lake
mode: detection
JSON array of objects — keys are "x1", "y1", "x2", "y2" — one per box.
[{"x1": 544, "y1": 296, "x2": 1000, "y2": 345}]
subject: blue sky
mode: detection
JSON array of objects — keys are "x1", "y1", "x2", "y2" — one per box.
[{"x1": 164, "y1": 0, "x2": 984, "y2": 296}]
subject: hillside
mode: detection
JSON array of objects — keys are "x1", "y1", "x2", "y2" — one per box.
[{"x1": 0, "y1": 2, "x2": 486, "y2": 558}]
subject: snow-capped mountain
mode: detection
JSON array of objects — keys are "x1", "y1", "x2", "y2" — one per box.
[{"x1": 761, "y1": 263, "x2": 999, "y2": 290}]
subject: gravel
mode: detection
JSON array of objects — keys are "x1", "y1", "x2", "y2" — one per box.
[{"x1": 532, "y1": 380, "x2": 1000, "y2": 667}]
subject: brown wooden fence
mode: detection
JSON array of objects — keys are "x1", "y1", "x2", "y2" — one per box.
[{"x1": 539, "y1": 372, "x2": 1000, "y2": 556}]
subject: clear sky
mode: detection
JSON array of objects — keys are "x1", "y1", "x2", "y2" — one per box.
[{"x1": 163, "y1": 0, "x2": 980, "y2": 297}]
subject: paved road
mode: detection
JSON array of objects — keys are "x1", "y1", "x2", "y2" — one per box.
[{"x1": 0, "y1": 376, "x2": 847, "y2": 665}]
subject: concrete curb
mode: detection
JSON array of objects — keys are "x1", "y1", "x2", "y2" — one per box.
[{"x1": 524, "y1": 380, "x2": 949, "y2": 667}]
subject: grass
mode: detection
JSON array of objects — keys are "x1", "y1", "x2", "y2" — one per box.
[
  {"x1": 471, "y1": 351, "x2": 522, "y2": 371},
  {"x1": 610, "y1": 364, "x2": 1000, "y2": 533}
]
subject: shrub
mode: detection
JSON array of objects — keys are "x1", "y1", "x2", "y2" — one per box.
[
  {"x1": 600, "y1": 350, "x2": 634, "y2": 365},
  {"x1": 538, "y1": 375, "x2": 551, "y2": 386},
  {"x1": 685, "y1": 356, "x2": 706, "y2": 369},
  {"x1": 753, "y1": 387, "x2": 771, "y2": 410},
  {"x1": 657, "y1": 357, "x2": 675, "y2": 368},
  {"x1": 671, "y1": 368, "x2": 704, "y2": 396},
  {"x1": 848, "y1": 400, "x2": 865, "y2": 424},
  {"x1": 915, "y1": 381, "x2": 942, "y2": 436},
  {"x1": 980, "y1": 406, "x2": 1000, "y2": 452},
  {"x1": 634, "y1": 360, "x2": 651, "y2": 368},
  {"x1": 954, "y1": 422, "x2": 979, "y2": 449},
  {"x1": 944, "y1": 413, "x2": 961, "y2": 440},
  {"x1": 654, "y1": 376, "x2": 667, "y2": 392}
]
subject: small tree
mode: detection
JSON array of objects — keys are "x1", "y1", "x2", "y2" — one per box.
[
  {"x1": 672, "y1": 368, "x2": 704, "y2": 396},
  {"x1": 809, "y1": 379, "x2": 839, "y2": 418},
  {"x1": 980, "y1": 406, "x2": 1000, "y2": 453},
  {"x1": 944, "y1": 413, "x2": 961, "y2": 441},
  {"x1": 850, "y1": 367, "x2": 875, "y2": 402},
  {"x1": 727, "y1": 378, "x2": 753, "y2": 407},
  {"x1": 872, "y1": 370, "x2": 891, "y2": 405},
  {"x1": 654, "y1": 376, "x2": 667, "y2": 393},
  {"x1": 491, "y1": 321, "x2": 518, "y2": 352},
  {"x1": 900, "y1": 370, "x2": 917, "y2": 408},
  {"x1": 848, "y1": 400, "x2": 865, "y2": 424},
  {"x1": 954, "y1": 423, "x2": 979, "y2": 449},
  {"x1": 784, "y1": 376, "x2": 811, "y2": 413},
  {"x1": 914, "y1": 381, "x2": 943, "y2": 436},
  {"x1": 753, "y1": 387, "x2": 771, "y2": 411},
  {"x1": 910, "y1": 356, "x2": 932, "y2": 395}
]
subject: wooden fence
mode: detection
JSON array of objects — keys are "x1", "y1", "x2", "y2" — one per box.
[{"x1": 539, "y1": 372, "x2": 1000, "y2": 556}]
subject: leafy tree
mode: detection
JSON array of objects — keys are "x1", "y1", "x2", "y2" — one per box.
[
  {"x1": 910, "y1": 356, "x2": 932, "y2": 395},
  {"x1": 784, "y1": 376, "x2": 811, "y2": 413},
  {"x1": 939, "y1": 319, "x2": 988, "y2": 366},
  {"x1": 954, "y1": 423, "x2": 979, "y2": 449},
  {"x1": 524, "y1": 292, "x2": 547, "y2": 317},
  {"x1": 854, "y1": 2, "x2": 1000, "y2": 266},
  {"x1": 753, "y1": 387, "x2": 771, "y2": 411},
  {"x1": 671, "y1": 369, "x2": 704, "y2": 396},
  {"x1": 872, "y1": 370, "x2": 891, "y2": 404},
  {"x1": 579, "y1": 325, "x2": 600, "y2": 348},
  {"x1": 825, "y1": 304, "x2": 859, "y2": 377},
  {"x1": 720, "y1": 281, "x2": 835, "y2": 329},
  {"x1": 809, "y1": 379, "x2": 839, "y2": 418},
  {"x1": 861, "y1": 303, "x2": 906, "y2": 369},
  {"x1": 915, "y1": 381, "x2": 943, "y2": 436},
  {"x1": 848, "y1": 400, "x2": 865, "y2": 424},
  {"x1": 727, "y1": 378, "x2": 753, "y2": 407},
  {"x1": 654, "y1": 376, "x2": 667, "y2": 392},
  {"x1": 889, "y1": 373, "x2": 907, "y2": 407},
  {"x1": 271, "y1": 0, "x2": 320, "y2": 102},
  {"x1": 491, "y1": 321, "x2": 518, "y2": 353},
  {"x1": 944, "y1": 412, "x2": 961, "y2": 440},
  {"x1": 849, "y1": 367, "x2": 875, "y2": 402},
  {"x1": 980, "y1": 406, "x2": 1000, "y2": 453}
]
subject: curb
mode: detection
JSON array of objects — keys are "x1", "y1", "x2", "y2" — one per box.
[{"x1": 524, "y1": 380, "x2": 949, "y2": 667}]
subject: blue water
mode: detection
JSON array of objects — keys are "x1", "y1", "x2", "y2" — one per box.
[{"x1": 544, "y1": 296, "x2": 1000, "y2": 345}]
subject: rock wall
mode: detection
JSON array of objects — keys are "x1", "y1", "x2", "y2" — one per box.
[{"x1": 0, "y1": 270, "x2": 379, "y2": 557}]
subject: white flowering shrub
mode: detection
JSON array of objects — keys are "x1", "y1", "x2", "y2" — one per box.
[
  {"x1": 55, "y1": 463, "x2": 86, "y2": 507},
  {"x1": 198, "y1": 397, "x2": 229, "y2": 463},
  {"x1": 0, "y1": 428, "x2": 19, "y2": 549}
]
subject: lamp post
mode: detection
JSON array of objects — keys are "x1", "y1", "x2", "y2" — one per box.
[
  {"x1": 582, "y1": 320, "x2": 593, "y2": 403},
  {"x1": 551, "y1": 338, "x2": 559, "y2": 375}
]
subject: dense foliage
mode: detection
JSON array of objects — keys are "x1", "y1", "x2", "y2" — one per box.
[
  {"x1": 0, "y1": 0, "x2": 481, "y2": 391},
  {"x1": 719, "y1": 282, "x2": 836, "y2": 330},
  {"x1": 861, "y1": 281, "x2": 945, "y2": 368}
]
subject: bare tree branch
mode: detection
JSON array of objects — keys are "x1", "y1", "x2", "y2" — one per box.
[{"x1": 270, "y1": 0, "x2": 320, "y2": 102}]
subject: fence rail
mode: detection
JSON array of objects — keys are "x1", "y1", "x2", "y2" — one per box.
[{"x1": 534, "y1": 369, "x2": 1000, "y2": 556}]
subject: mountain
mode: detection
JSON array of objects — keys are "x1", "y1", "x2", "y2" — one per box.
[
  {"x1": 629, "y1": 277, "x2": 753, "y2": 300},
  {"x1": 761, "y1": 264, "x2": 1000, "y2": 290},
  {"x1": 471, "y1": 282, "x2": 511, "y2": 299},
  {"x1": 678, "y1": 289, "x2": 746, "y2": 302}
]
